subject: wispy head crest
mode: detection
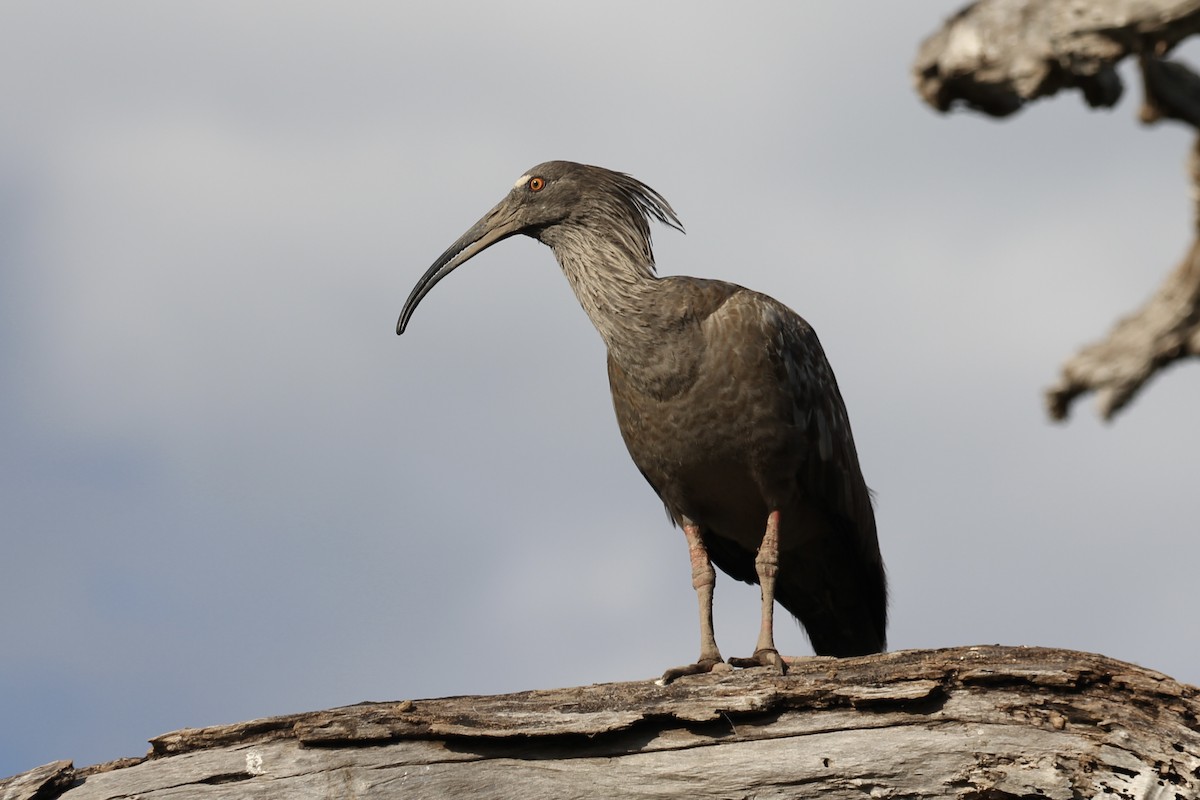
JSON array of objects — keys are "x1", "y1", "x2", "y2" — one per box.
[
  {"x1": 572, "y1": 163, "x2": 685, "y2": 274},
  {"x1": 596, "y1": 167, "x2": 685, "y2": 235}
]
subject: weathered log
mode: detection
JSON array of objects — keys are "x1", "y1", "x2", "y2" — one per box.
[
  {"x1": 914, "y1": 0, "x2": 1200, "y2": 421},
  {"x1": 3, "y1": 646, "x2": 1197, "y2": 799}
]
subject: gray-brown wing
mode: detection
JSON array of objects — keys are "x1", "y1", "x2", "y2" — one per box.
[
  {"x1": 759, "y1": 293, "x2": 887, "y2": 653},
  {"x1": 763, "y1": 298, "x2": 877, "y2": 548}
]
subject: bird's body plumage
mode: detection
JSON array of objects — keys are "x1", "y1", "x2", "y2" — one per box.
[
  {"x1": 606, "y1": 279, "x2": 886, "y2": 656},
  {"x1": 399, "y1": 161, "x2": 886, "y2": 680}
]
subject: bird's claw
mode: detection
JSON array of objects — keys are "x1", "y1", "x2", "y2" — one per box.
[
  {"x1": 727, "y1": 648, "x2": 786, "y2": 675},
  {"x1": 656, "y1": 657, "x2": 732, "y2": 686}
]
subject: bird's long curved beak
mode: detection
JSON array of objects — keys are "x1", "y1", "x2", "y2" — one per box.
[{"x1": 397, "y1": 201, "x2": 524, "y2": 334}]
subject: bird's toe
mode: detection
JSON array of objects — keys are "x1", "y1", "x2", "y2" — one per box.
[
  {"x1": 656, "y1": 657, "x2": 727, "y2": 686},
  {"x1": 728, "y1": 648, "x2": 787, "y2": 675}
]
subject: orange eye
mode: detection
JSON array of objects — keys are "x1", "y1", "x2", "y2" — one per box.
[{"x1": 528, "y1": 177, "x2": 545, "y2": 192}]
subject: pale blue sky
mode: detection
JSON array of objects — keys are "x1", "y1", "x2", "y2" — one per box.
[{"x1": 2, "y1": 1, "x2": 1197, "y2": 778}]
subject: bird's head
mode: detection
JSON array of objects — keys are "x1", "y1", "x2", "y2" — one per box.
[{"x1": 397, "y1": 160, "x2": 683, "y2": 334}]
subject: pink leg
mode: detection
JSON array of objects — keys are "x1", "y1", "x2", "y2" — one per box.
[
  {"x1": 728, "y1": 510, "x2": 786, "y2": 674},
  {"x1": 658, "y1": 523, "x2": 727, "y2": 685}
]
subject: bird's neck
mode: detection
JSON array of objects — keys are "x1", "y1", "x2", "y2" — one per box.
[{"x1": 546, "y1": 227, "x2": 677, "y2": 358}]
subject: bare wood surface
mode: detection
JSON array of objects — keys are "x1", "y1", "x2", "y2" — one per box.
[{"x1": 3, "y1": 646, "x2": 1198, "y2": 799}]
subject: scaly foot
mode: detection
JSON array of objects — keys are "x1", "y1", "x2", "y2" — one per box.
[
  {"x1": 656, "y1": 657, "x2": 733, "y2": 686},
  {"x1": 728, "y1": 648, "x2": 787, "y2": 675}
]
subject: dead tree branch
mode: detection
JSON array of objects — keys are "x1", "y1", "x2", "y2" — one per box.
[
  {"x1": 1047, "y1": 136, "x2": 1200, "y2": 419},
  {"x1": 3, "y1": 646, "x2": 1198, "y2": 799},
  {"x1": 914, "y1": 0, "x2": 1200, "y2": 117},
  {"x1": 914, "y1": 0, "x2": 1200, "y2": 421}
]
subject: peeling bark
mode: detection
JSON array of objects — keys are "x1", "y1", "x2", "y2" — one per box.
[
  {"x1": 3, "y1": 646, "x2": 1198, "y2": 799},
  {"x1": 914, "y1": 0, "x2": 1200, "y2": 421}
]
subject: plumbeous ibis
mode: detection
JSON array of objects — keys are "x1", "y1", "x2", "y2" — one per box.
[{"x1": 398, "y1": 161, "x2": 887, "y2": 684}]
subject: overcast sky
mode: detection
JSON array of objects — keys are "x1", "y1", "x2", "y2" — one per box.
[{"x1": 2, "y1": 1, "x2": 1198, "y2": 779}]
